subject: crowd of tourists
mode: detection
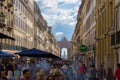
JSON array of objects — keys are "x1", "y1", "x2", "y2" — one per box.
[{"x1": 0, "y1": 58, "x2": 120, "y2": 80}]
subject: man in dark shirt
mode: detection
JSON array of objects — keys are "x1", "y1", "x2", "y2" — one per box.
[{"x1": 20, "y1": 69, "x2": 32, "y2": 80}]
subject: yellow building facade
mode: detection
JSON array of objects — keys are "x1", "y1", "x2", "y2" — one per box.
[
  {"x1": 69, "y1": 0, "x2": 85, "y2": 61},
  {"x1": 0, "y1": 0, "x2": 14, "y2": 52},
  {"x1": 77, "y1": 0, "x2": 96, "y2": 66},
  {"x1": 96, "y1": 0, "x2": 114, "y2": 69}
]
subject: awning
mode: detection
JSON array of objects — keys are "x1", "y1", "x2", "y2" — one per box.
[
  {"x1": 0, "y1": 33, "x2": 15, "y2": 41},
  {"x1": 0, "y1": 51, "x2": 15, "y2": 57},
  {"x1": 15, "y1": 48, "x2": 61, "y2": 59}
]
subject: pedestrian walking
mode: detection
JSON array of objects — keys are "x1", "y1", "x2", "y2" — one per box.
[
  {"x1": 46, "y1": 75, "x2": 54, "y2": 80},
  {"x1": 1, "y1": 66, "x2": 7, "y2": 79},
  {"x1": 20, "y1": 64, "x2": 26, "y2": 78},
  {"x1": 72, "y1": 63, "x2": 77, "y2": 80},
  {"x1": 106, "y1": 67, "x2": 113, "y2": 80},
  {"x1": 84, "y1": 65, "x2": 98, "y2": 80},
  {"x1": 7, "y1": 70, "x2": 14, "y2": 80},
  {"x1": 0, "y1": 70, "x2": 7, "y2": 80},
  {"x1": 77, "y1": 62, "x2": 85, "y2": 80},
  {"x1": 97, "y1": 65, "x2": 106, "y2": 80},
  {"x1": 61, "y1": 65, "x2": 69, "y2": 80},
  {"x1": 36, "y1": 68, "x2": 46, "y2": 80},
  {"x1": 114, "y1": 63, "x2": 120, "y2": 80},
  {"x1": 40, "y1": 60, "x2": 50, "y2": 75},
  {"x1": 67, "y1": 64, "x2": 74, "y2": 80},
  {"x1": 50, "y1": 65, "x2": 56, "y2": 75},
  {"x1": 0, "y1": 63, "x2": 3, "y2": 74},
  {"x1": 53, "y1": 69, "x2": 63, "y2": 80},
  {"x1": 14, "y1": 67, "x2": 20, "y2": 80},
  {"x1": 20, "y1": 69, "x2": 32, "y2": 80}
]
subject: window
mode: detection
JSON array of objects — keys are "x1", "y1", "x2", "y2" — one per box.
[
  {"x1": 13, "y1": 14, "x2": 16, "y2": 25},
  {"x1": 19, "y1": 1, "x2": 20, "y2": 10},
  {"x1": 101, "y1": 11, "x2": 104, "y2": 33},
  {"x1": 23, "y1": 7, "x2": 25, "y2": 15},
  {"x1": 86, "y1": 0, "x2": 91, "y2": 14},
  {"x1": 22, "y1": 5, "x2": 24, "y2": 13},
  {"x1": 14, "y1": 0, "x2": 16, "y2": 7},
  {"x1": 21, "y1": 20, "x2": 23, "y2": 30},
  {"x1": 86, "y1": 16, "x2": 91, "y2": 32},
  {"x1": 115, "y1": 8, "x2": 119, "y2": 31},
  {"x1": 110, "y1": 2, "x2": 113, "y2": 26},
  {"x1": 23, "y1": 22, "x2": 25, "y2": 31},
  {"x1": 21, "y1": 3, "x2": 22, "y2": 12},
  {"x1": 16, "y1": 0, "x2": 18, "y2": 8},
  {"x1": 16, "y1": 16, "x2": 18, "y2": 27},
  {"x1": 19, "y1": 19, "x2": 21, "y2": 29},
  {"x1": 18, "y1": 17, "x2": 20, "y2": 27}
]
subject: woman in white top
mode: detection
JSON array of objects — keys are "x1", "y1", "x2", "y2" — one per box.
[{"x1": 7, "y1": 70, "x2": 14, "y2": 80}]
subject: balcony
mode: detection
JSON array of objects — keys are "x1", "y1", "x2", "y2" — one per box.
[
  {"x1": 111, "y1": 30, "x2": 120, "y2": 46},
  {"x1": 0, "y1": 43, "x2": 27, "y2": 51}
]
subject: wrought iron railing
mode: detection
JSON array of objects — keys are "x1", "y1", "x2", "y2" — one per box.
[{"x1": 0, "y1": 43, "x2": 27, "y2": 51}]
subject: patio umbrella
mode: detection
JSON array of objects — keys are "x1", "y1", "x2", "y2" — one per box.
[
  {"x1": 0, "y1": 51, "x2": 15, "y2": 57},
  {"x1": 0, "y1": 33, "x2": 15, "y2": 41},
  {"x1": 15, "y1": 48, "x2": 60, "y2": 58}
]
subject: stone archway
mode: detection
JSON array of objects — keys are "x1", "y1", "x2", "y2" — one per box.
[
  {"x1": 61, "y1": 48, "x2": 68, "y2": 59},
  {"x1": 58, "y1": 37, "x2": 70, "y2": 59}
]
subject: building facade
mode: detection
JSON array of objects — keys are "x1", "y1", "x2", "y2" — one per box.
[
  {"x1": 0, "y1": 0, "x2": 14, "y2": 52},
  {"x1": 34, "y1": 2, "x2": 59, "y2": 55},
  {"x1": 47, "y1": 27, "x2": 60, "y2": 56},
  {"x1": 13, "y1": 0, "x2": 34, "y2": 52},
  {"x1": 111, "y1": 0, "x2": 120, "y2": 69},
  {"x1": 34, "y1": 2, "x2": 47, "y2": 50},
  {"x1": 71, "y1": 0, "x2": 96, "y2": 66},
  {"x1": 69, "y1": 24, "x2": 81, "y2": 61},
  {"x1": 0, "y1": 0, "x2": 60, "y2": 56},
  {"x1": 81, "y1": 0, "x2": 96, "y2": 67},
  {"x1": 96, "y1": 0, "x2": 114, "y2": 69},
  {"x1": 69, "y1": 0, "x2": 85, "y2": 62}
]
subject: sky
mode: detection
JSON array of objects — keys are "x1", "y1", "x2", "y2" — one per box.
[{"x1": 35, "y1": 0, "x2": 81, "y2": 41}]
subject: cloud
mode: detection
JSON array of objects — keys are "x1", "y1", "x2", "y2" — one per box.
[
  {"x1": 36, "y1": 0, "x2": 81, "y2": 27},
  {"x1": 55, "y1": 32, "x2": 64, "y2": 41},
  {"x1": 57, "y1": 0, "x2": 80, "y2": 4},
  {"x1": 35, "y1": 0, "x2": 42, "y2": 2},
  {"x1": 55, "y1": 32, "x2": 64, "y2": 36},
  {"x1": 35, "y1": 0, "x2": 81, "y2": 40},
  {"x1": 68, "y1": 21, "x2": 77, "y2": 26}
]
